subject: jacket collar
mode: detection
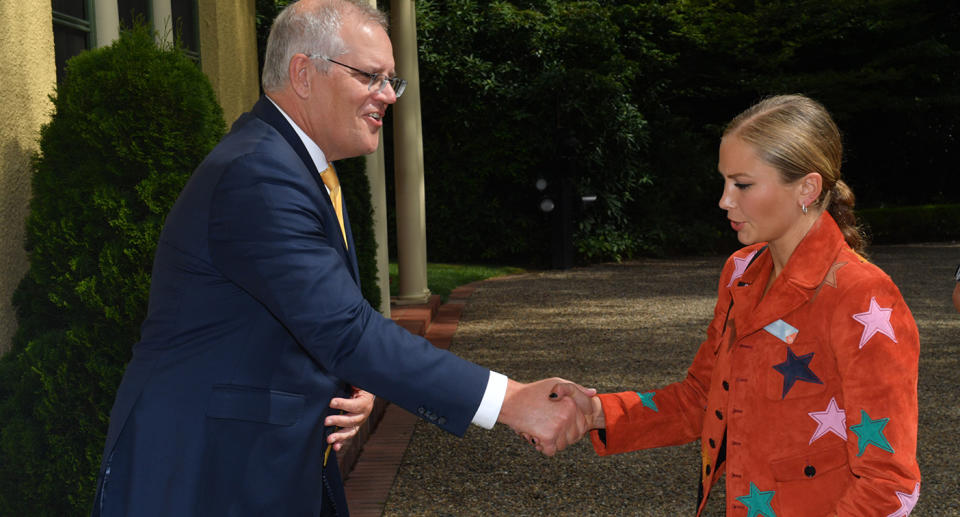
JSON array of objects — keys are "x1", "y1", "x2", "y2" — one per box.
[{"x1": 732, "y1": 212, "x2": 847, "y2": 337}]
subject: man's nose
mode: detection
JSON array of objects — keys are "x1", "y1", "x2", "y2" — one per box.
[{"x1": 376, "y1": 84, "x2": 398, "y2": 103}]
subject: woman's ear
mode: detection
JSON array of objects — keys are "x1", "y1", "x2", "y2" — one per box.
[{"x1": 799, "y1": 172, "x2": 823, "y2": 207}]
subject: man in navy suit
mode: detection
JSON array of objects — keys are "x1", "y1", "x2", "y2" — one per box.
[{"x1": 92, "y1": 0, "x2": 591, "y2": 515}]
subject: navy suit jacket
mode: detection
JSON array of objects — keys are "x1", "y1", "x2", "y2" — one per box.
[{"x1": 93, "y1": 97, "x2": 490, "y2": 516}]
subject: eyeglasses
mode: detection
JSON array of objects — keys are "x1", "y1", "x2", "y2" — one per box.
[{"x1": 309, "y1": 55, "x2": 406, "y2": 98}]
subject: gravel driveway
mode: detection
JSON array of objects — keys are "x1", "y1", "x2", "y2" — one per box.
[{"x1": 383, "y1": 243, "x2": 960, "y2": 516}]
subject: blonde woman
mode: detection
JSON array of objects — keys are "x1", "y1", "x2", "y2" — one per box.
[{"x1": 554, "y1": 95, "x2": 921, "y2": 516}]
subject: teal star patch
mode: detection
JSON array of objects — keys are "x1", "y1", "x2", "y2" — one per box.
[
  {"x1": 736, "y1": 482, "x2": 776, "y2": 517},
  {"x1": 634, "y1": 391, "x2": 658, "y2": 412},
  {"x1": 850, "y1": 409, "x2": 894, "y2": 456}
]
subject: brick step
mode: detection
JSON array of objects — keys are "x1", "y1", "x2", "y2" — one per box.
[{"x1": 339, "y1": 282, "x2": 483, "y2": 515}]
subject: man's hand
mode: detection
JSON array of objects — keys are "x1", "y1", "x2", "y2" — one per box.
[
  {"x1": 497, "y1": 378, "x2": 596, "y2": 456},
  {"x1": 324, "y1": 388, "x2": 375, "y2": 451},
  {"x1": 551, "y1": 381, "x2": 605, "y2": 431}
]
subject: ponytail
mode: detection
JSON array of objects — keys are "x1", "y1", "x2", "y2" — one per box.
[{"x1": 824, "y1": 179, "x2": 867, "y2": 255}]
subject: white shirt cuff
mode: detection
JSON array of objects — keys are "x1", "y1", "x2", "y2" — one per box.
[{"x1": 470, "y1": 370, "x2": 507, "y2": 429}]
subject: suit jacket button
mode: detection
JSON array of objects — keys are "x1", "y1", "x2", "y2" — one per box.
[
  {"x1": 438, "y1": 417, "x2": 447, "y2": 425},
  {"x1": 722, "y1": 380, "x2": 730, "y2": 391},
  {"x1": 417, "y1": 407, "x2": 425, "y2": 415},
  {"x1": 715, "y1": 409, "x2": 723, "y2": 420},
  {"x1": 804, "y1": 465, "x2": 816, "y2": 477},
  {"x1": 709, "y1": 438, "x2": 716, "y2": 448}
]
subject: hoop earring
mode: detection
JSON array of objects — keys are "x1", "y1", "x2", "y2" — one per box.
[{"x1": 801, "y1": 203, "x2": 808, "y2": 215}]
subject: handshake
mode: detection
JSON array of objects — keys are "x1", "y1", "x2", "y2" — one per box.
[{"x1": 498, "y1": 378, "x2": 605, "y2": 456}]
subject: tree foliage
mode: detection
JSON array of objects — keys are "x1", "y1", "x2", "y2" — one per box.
[
  {"x1": 411, "y1": 0, "x2": 959, "y2": 262},
  {"x1": 413, "y1": 0, "x2": 651, "y2": 263},
  {"x1": 0, "y1": 26, "x2": 225, "y2": 515}
]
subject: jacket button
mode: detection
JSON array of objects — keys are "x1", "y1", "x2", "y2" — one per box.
[
  {"x1": 804, "y1": 465, "x2": 816, "y2": 478},
  {"x1": 438, "y1": 417, "x2": 446, "y2": 425},
  {"x1": 709, "y1": 438, "x2": 716, "y2": 448},
  {"x1": 722, "y1": 380, "x2": 729, "y2": 391},
  {"x1": 705, "y1": 464, "x2": 711, "y2": 475},
  {"x1": 715, "y1": 409, "x2": 723, "y2": 420},
  {"x1": 417, "y1": 407, "x2": 425, "y2": 415}
]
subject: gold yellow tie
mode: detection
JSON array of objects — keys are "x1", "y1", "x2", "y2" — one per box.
[
  {"x1": 321, "y1": 164, "x2": 347, "y2": 467},
  {"x1": 319, "y1": 165, "x2": 348, "y2": 249}
]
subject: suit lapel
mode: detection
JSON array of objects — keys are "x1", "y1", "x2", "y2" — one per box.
[{"x1": 251, "y1": 97, "x2": 360, "y2": 284}]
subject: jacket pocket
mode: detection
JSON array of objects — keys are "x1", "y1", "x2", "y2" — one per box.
[
  {"x1": 771, "y1": 444, "x2": 848, "y2": 481},
  {"x1": 769, "y1": 444, "x2": 851, "y2": 516},
  {"x1": 205, "y1": 384, "x2": 304, "y2": 426}
]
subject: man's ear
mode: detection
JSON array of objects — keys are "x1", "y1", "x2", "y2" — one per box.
[
  {"x1": 799, "y1": 172, "x2": 823, "y2": 207},
  {"x1": 288, "y1": 54, "x2": 313, "y2": 98}
]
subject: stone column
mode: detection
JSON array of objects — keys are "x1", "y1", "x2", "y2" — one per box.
[
  {"x1": 365, "y1": 135, "x2": 392, "y2": 316},
  {"x1": 390, "y1": 0, "x2": 430, "y2": 305},
  {"x1": 363, "y1": 0, "x2": 391, "y2": 317},
  {"x1": 197, "y1": 0, "x2": 259, "y2": 125},
  {"x1": 93, "y1": 0, "x2": 119, "y2": 47},
  {"x1": 151, "y1": 0, "x2": 172, "y2": 45}
]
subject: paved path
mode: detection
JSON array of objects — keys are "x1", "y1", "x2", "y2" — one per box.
[{"x1": 347, "y1": 243, "x2": 960, "y2": 516}]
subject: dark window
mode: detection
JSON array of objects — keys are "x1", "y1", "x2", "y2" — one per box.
[
  {"x1": 117, "y1": 0, "x2": 150, "y2": 30},
  {"x1": 52, "y1": 0, "x2": 86, "y2": 19},
  {"x1": 171, "y1": 0, "x2": 199, "y2": 60},
  {"x1": 51, "y1": 0, "x2": 92, "y2": 84}
]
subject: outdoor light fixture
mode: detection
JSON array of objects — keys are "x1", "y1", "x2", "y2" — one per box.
[{"x1": 536, "y1": 177, "x2": 555, "y2": 213}]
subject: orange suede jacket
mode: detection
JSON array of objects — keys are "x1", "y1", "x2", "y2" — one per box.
[{"x1": 591, "y1": 213, "x2": 921, "y2": 516}]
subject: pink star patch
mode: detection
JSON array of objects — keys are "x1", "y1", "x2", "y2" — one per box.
[
  {"x1": 886, "y1": 482, "x2": 919, "y2": 517},
  {"x1": 852, "y1": 296, "x2": 897, "y2": 349},
  {"x1": 727, "y1": 249, "x2": 758, "y2": 287},
  {"x1": 808, "y1": 397, "x2": 847, "y2": 444}
]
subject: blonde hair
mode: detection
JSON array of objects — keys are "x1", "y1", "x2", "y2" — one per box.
[{"x1": 724, "y1": 94, "x2": 866, "y2": 254}]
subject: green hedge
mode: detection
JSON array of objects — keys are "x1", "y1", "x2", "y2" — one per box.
[
  {"x1": 334, "y1": 156, "x2": 381, "y2": 310},
  {"x1": 0, "y1": 26, "x2": 226, "y2": 516},
  {"x1": 858, "y1": 204, "x2": 960, "y2": 245}
]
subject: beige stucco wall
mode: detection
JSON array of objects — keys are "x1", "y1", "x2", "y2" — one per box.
[
  {"x1": 0, "y1": 3, "x2": 56, "y2": 355},
  {"x1": 199, "y1": 0, "x2": 259, "y2": 126}
]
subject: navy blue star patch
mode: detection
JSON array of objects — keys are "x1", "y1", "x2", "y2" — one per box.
[{"x1": 773, "y1": 347, "x2": 822, "y2": 399}]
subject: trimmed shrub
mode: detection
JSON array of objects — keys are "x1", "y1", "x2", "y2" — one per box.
[
  {"x1": 0, "y1": 26, "x2": 225, "y2": 515},
  {"x1": 336, "y1": 156, "x2": 381, "y2": 310},
  {"x1": 413, "y1": 0, "x2": 652, "y2": 265},
  {"x1": 858, "y1": 204, "x2": 960, "y2": 245}
]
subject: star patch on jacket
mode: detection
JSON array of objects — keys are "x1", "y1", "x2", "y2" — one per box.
[
  {"x1": 852, "y1": 296, "x2": 898, "y2": 349},
  {"x1": 850, "y1": 409, "x2": 895, "y2": 456},
  {"x1": 772, "y1": 346, "x2": 823, "y2": 399}
]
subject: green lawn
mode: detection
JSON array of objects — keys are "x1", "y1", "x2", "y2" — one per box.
[{"x1": 388, "y1": 263, "x2": 525, "y2": 302}]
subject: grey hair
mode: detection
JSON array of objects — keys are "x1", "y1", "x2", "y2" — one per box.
[{"x1": 261, "y1": 0, "x2": 388, "y2": 92}]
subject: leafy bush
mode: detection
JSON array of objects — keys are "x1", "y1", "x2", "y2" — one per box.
[
  {"x1": 335, "y1": 156, "x2": 381, "y2": 309},
  {"x1": 0, "y1": 26, "x2": 225, "y2": 516},
  {"x1": 412, "y1": 0, "x2": 655, "y2": 264},
  {"x1": 402, "y1": 0, "x2": 960, "y2": 263},
  {"x1": 858, "y1": 204, "x2": 960, "y2": 244}
]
